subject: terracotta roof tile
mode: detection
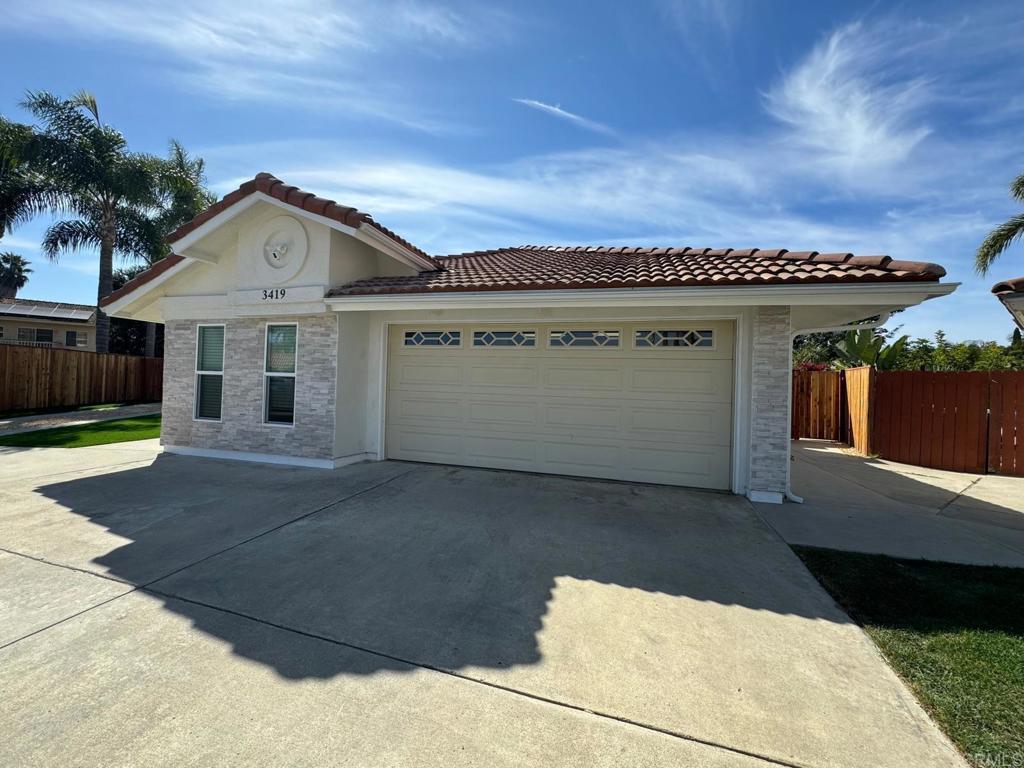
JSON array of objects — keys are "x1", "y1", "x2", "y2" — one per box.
[
  {"x1": 100, "y1": 254, "x2": 185, "y2": 307},
  {"x1": 327, "y1": 245, "x2": 946, "y2": 297},
  {"x1": 165, "y1": 173, "x2": 434, "y2": 264},
  {"x1": 992, "y1": 276, "x2": 1024, "y2": 295}
]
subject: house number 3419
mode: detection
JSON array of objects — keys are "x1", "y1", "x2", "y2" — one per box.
[{"x1": 262, "y1": 288, "x2": 287, "y2": 300}]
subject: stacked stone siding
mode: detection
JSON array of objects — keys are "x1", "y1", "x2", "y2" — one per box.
[
  {"x1": 749, "y1": 306, "x2": 791, "y2": 496},
  {"x1": 162, "y1": 315, "x2": 338, "y2": 460}
]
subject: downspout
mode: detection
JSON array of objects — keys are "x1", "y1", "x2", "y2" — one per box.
[{"x1": 785, "y1": 312, "x2": 891, "y2": 503}]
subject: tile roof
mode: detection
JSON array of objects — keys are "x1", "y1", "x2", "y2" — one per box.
[
  {"x1": 166, "y1": 173, "x2": 434, "y2": 264},
  {"x1": 992, "y1": 276, "x2": 1024, "y2": 295},
  {"x1": 327, "y1": 245, "x2": 947, "y2": 297},
  {"x1": 100, "y1": 254, "x2": 187, "y2": 308}
]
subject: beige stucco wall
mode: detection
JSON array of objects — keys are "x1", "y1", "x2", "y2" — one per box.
[{"x1": 0, "y1": 317, "x2": 96, "y2": 352}]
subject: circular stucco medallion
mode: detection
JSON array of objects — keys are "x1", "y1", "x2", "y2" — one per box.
[{"x1": 251, "y1": 215, "x2": 308, "y2": 284}]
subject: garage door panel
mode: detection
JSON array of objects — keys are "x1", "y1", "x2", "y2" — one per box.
[
  {"x1": 397, "y1": 363, "x2": 463, "y2": 386},
  {"x1": 628, "y1": 403, "x2": 731, "y2": 442},
  {"x1": 387, "y1": 322, "x2": 734, "y2": 490},
  {"x1": 465, "y1": 400, "x2": 539, "y2": 427},
  {"x1": 467, "y1": 365, "x2": 540, "y2": 387},
  {"x1": 545, "y1": 402, "x2": 623, "y2": 431}
]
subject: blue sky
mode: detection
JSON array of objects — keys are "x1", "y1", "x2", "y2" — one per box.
[{"x1": 1, "y1": 0, "x2": 1023, "y2": 341}]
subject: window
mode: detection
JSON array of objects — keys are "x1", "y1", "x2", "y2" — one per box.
[
  {"x1": 548, "y1": 330, "x2": 620, "y2": 348},
  {"x1": 404, "y1": 330, "x2": 461, "y2": 347},
  {"x1": 473, "y1": 330, "x2": 536, "y2": 348},
  {"x1": 17, "y1": 327, "x2": 53, "y2": 343},
  {"x1": 635, "y1": 329, "x2": 714, "y2": 348},
  {"x1": 264, "y1": 324, "x2": 297, "y2": 425},
  {"x1": 66, "y1": 331, "x2": 78, "y2": 347},
  {"x1": 0, "y1": 326, "x2": 4, "y2": 338},
  {"x1": 194, "y1": 325, "x2": 224, "y2": 421},
  {"x1": 76, "y1": 332, "x2": 88, "y2": 348}
]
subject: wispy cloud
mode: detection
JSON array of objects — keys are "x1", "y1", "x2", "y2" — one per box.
[
  {"x1": 658, "y1": 0, "x2": 745, "y2": 85},
  {"x1": 764, "y1": 21, "x2": 933, "y2": 174},
  {"x1": 512, "y1": 99, "x2": 616, "y2": 137},
  {"x1": 0, "y1": 0, "x2": 506, "y2": 131}
]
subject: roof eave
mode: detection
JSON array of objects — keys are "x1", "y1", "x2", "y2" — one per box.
[{"x1": 325, "y1": 280, "x2": 958, "y2": 311}]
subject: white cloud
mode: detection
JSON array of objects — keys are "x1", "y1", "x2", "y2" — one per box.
[
  {"x1": 0, "y1": 0, "x2": 501, "y2": 131},
  {"x1": 659, "y1": 0, "x2": 745, "y2": 85},
  {"x1": 764, "y1": 21, "x2": 933, "y2": 174},
  {"x1": 512, "y1": 99, "x2": 616, "y2": 137}
]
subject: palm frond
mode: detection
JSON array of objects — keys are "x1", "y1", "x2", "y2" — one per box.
[
  {"x1": 69, "y1": 90, "x2": 101, "y2": 125},
  {"x1": 41, "y1": 219, "x2": 100, "y2": 261},
  {"x1": 975, "y1": 213, "x2": 1024, "y2": 275},
  {"x1": 1011, "y1": 172, "x2": 1024, "y2": 203}
]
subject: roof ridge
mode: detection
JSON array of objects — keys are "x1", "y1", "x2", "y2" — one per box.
[{"x1": 164, "y1": 172, "x2": 434, "y2": 264}]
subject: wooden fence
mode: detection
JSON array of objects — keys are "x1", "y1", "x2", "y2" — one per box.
[
  {"x1": 792, "y1": 367, "x2": 1024, "y2": 477},
  {"x1": 0, "y1": 345, "x2": 162, "y2": 413}
]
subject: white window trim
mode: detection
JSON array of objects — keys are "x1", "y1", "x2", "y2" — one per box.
[
  {"x1": 632, "y1": 328, "x2": 717, "y2": 351},
  {"x1": 193, "y1": 323, "x2": 225, "y2": 423},
  {"x1": 262, "y1": 322, "x2": 298, "y2": 428}
]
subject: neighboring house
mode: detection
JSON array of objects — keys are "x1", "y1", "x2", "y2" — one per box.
[
  {"x1": 0, "y1": 298, "x2": 96, "y2": 352},
  {"x1": 992, "y1": 277, "x2": 1024, "y2": 330},
  {"x1": 102, "y1": 173, "x2": 956, "y2": 502}
]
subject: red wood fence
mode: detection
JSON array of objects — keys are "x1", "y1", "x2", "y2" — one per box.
[
  {"x1": 792, "y1": 368, "x2": 1024, "y2": 477},
  {"x1": 0, "y1": 345, "x2": 163, "y2": 413}
]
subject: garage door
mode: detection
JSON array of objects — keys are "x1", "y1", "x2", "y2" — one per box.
[{"x1": 385, "y1": 322, "x2": 734, "y2": 489}]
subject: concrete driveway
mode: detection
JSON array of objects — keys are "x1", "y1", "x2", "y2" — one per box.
[
  {"x1": 0, "y1": 442, "x2": 964, "y2": 767},
  {"x1": 759, "y1": 441, "x2": 1024, "y2": 567}
]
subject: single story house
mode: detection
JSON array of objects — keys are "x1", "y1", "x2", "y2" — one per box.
[
  {"x1": 0, "y1": 298, "x2": 96, "y2": 351},
  {"x1": 102, "y1": 173, "x2": 955, "y2": 502},
  {"x1": 993, "y1": 277, "x2": 1024, "y2": 330}
]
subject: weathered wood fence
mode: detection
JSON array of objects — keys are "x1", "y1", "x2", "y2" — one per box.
[
  {"x1": 792, "y1": 367, "x2": 1024, "y2": 477},
  {"x1": 0, "y1": 345, "x2": 163, "y2": 413}
]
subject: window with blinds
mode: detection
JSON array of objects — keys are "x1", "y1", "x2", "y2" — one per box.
[
  {"x1": 265, "y1": 324, "x2": 297, "y2": 424},
  {"x1": 195, "y1": 325, "x2": 224, "y2": 420}
]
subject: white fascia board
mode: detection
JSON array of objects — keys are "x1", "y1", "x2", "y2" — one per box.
[
  {"x1": 326, "y1": 281, "x2": 958, "y2": 312},
  {"x1": 169, "y1": 191, "x2": 437, "y2": 273},
  {"x1": 102, "y1": 257, "x2": 195, "y2": 318}
]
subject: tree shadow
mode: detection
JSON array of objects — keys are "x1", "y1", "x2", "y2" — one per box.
[{"x1": 31, "y1": 454, "x2": 853, "y2": 680}]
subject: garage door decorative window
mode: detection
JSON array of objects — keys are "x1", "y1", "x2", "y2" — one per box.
[
  {"x1": 549, "y1": 330, "x2": 620, "y2": 347},
  {"x1": 473, "y1": 330, "x2": 536, "y2": 347},
  {"x1": 635, "y1": 329, "x2": 714, "y2": 348},
  {"x1": 404, "y1": 330, "x2": 461, "y2": 347}
]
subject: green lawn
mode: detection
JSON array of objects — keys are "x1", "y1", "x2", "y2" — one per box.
[
  {"x1": 0, "y1": 414, "x2": 161, "y2": 448},
  {"x1": 795, "y1": 547, "x2": 1024, "y2": 768},
  {"x1": 0, "y1": 402, "x2": 132, "y2": 419}
]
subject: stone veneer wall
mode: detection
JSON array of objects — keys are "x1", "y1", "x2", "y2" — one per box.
[
  {"x1": 749, "y1": 306, "x2": 791, "y2": 497},
  {"x1": 162, "y1": 315, "x2": 338, "y2": 460}
]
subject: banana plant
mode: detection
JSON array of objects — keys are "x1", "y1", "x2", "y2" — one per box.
[{"x1": 834, "y1": 329, "x2": 908, "y2": 370}]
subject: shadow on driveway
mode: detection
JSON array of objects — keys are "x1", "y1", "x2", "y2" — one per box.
[{"x1": 30, "y1": 454, "x2": 848, "y2": 680}]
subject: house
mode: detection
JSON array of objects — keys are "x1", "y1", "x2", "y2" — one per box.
[
  {"x1": 101, "y1": 173, "x2": 956, "y2": 502},
  {"x1": 0, "y1": 298, "x2": 96, "y2": 351},
  {"x1": 993, "y1": 277, "x2": 1024, "y2": 330}
]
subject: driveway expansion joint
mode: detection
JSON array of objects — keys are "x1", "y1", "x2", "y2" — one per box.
[
  {"x1": 141, "y1": 466, "x2": 423, "y2": 590},
  {"x1": 142, "y1": 586, "x2": 805, "y2": 768}
]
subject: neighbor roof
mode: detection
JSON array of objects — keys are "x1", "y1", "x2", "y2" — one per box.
[
  {"x1": 992, "y1": 276, "x2": 1024, "y2": 330},
  {"x1": 328, "y1": 245, "x2": 946, "y2": 296},
  {"x1": 0, "y1": 297, "x2": 95, "y2": 323}
]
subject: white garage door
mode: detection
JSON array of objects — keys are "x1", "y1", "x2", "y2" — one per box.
[{"x1": 385, "y1": 322, "x2": 734, "y2": 489}]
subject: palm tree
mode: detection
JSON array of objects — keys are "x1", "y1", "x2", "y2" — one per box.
[
  {"x1": 0, "y1": 116, "x2": 60, "y2": 241},
  {"x1": 0, "y1": 252, "x2": 32, "y2": 298},
  {"x1": 21, "y1": 90, "x2": 166, "y2": 353},
  {"x1": 976, "y1": 171, "x2": 1024, "y2": 275}
]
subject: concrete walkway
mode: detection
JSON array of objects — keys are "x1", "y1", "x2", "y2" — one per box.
[
  {"x1": 0, "y1": 443, "x2": 965, "y2": 767},
  {"x1": 757, "y1": 441, "x2": 1024, "y2": 566},
  {"x1": 0, "y1": 402, "x2": 160, "y2": 437}
]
